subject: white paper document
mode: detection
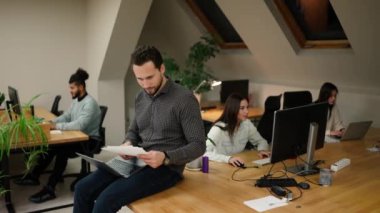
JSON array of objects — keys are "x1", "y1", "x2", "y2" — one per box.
[
  {"x1": 50, "y1": 130, "x2": 63, "y2": 135},
  {"x1": 102, "y1": 146, "x2": 147, "y2": 156},
  {"x1": 367, "y1": 146, "x2": 380, "y2": 152},
  {"x1": 325, "y1": 136, "x2": 340, "y2": 143},
  {"x1": 244, "y1": 196, "x2": 288, "y2": 212}
]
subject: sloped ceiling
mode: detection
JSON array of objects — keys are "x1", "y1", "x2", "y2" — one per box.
[{"x1": 214, "y1": 0, "x2": 380, "y2": 94}]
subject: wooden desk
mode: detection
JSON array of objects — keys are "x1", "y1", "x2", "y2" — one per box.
[
  {"x1": 30, "y1": 107, "x2": 88, "y2": 145},
  {"x1": 130, "y1": 128, "x2": 380, "y2": 212},
  {"x1": 201, "y1": 106, "x2": 264, "y2": 123},
  {"x1": 0, "y1": 107, "x2": 88, "y2": 148},
  {"x1": 1, "y1": 107, "x2": 88, "y2": 212}
]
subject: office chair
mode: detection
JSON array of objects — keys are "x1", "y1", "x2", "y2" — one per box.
[
  {"x1": 283, "y1": 91, "x2": 312, "y2": 109},
  {"x1": 64, "y1": 105, "x2": 108, "y2": 190},
  {"x1": 50, "y1": 95, "x2": 63, "y2": 116},
  {"x1": 203, "y1": 120, "x2": 213, "y2": 136},
  {"x1": 257, "y1": 95, "x2": 282, "y2": 144}
]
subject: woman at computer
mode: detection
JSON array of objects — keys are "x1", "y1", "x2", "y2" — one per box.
[
  {"x1": 204, "y1": 94, "x2": 270, "y2": 167},
  {"x1": 315, "y1": 82, "x2": 345, "y2": 137}
]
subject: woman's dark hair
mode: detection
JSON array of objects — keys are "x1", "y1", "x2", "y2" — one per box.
[
  {"x1": 216, "y1": 93, "x2": 248, "y2": 138},
  {"x1": 131, "y1": 45, "x2": 163, "y2": 69},
  {"x1": 69, "y1": 68, "x2": 89, "y2": 88},
  {"x1": 316, "y1": 82, "x2": 338, "y2": 104}
]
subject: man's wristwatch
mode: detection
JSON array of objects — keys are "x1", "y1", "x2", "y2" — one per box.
[{"x1": 163, "y1": 152, "x2": 170, "y2": 166}]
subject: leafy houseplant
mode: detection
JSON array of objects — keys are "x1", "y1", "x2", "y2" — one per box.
[
  {"x1": 0, "y1": 95, "x2": 49, "y2": 196},
  {"x1": 164, "y1": 36, "x2": 220, "y2": 94}
]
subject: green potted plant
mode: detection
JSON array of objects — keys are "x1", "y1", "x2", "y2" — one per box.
[
  {"x1": 0, "y1": 95, "x2": 49, "y2": 196},
  {"x1": 164, "y1": 36, "x2": 220, "y2": 102}
]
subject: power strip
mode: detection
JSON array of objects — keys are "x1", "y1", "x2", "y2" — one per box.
[{"x1": 330, "y1": 158, "x2": 351, "y2": 172}]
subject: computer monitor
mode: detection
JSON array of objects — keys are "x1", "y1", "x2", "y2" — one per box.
[
  {"x1": 7, "y1": 86, "x2": 22, "y2": 115},
  {"x1": 270, "y1": 102, "x2": 328, "y2": 175},
  {"x1": 220, "y1": 80, "x2": 249, "y2": 103}
]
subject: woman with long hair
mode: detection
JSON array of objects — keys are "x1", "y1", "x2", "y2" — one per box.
[
  {"x1": 204, "y1": 94, "x2": 270, "y2": 167},
  {"x1": 315, "y1": 82, "x2": 345, "y2": 137}
]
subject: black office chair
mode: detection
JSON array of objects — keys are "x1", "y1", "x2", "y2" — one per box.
[
  {"x1": 78, "y1": 105, "x2": 108, "y2": 171},
  {"x1": 283, "y1": 91, "x2": 312, "y2": 109},
  {"x1": 203, "y1": 120, "x2": 213, "y2": 137},
  {"x1": 64, "y1": 105, "x2": 108, "y2": 190},
  {"x1": 257, "y1": 95, "x2": 282, "y2": 144},
  {"x1": 50, "y1": 95, "x2": 63, "y2": 116}
]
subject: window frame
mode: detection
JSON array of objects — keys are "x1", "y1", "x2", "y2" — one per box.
[
  {"x1": 273, "y1": 0, "x2": 351, "y2": 49},
  {"x1": 186, "y1": 0, "x2": 247, "y2": 49}
]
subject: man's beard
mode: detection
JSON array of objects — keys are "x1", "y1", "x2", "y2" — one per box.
[
  {"x1": 72, "y1": 91, "x2": 80, "y2": 99},
  {"x1": 145, "y1": 75, "x2": 163, "y2": 96}
]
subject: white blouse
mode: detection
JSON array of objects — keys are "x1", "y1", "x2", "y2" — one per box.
[
  {"x1": 204, "y1": 120, "x2": 269, "y2": 163},
  {"x1": 326, "y1": 105, "x2": 345, "y2": 135}
]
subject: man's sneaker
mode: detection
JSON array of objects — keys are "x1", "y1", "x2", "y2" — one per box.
[{"x1": 29, "y1": 186, "x2": 56, "y2": 203}]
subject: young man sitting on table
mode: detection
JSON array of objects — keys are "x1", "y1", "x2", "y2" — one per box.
[
  {"x1": 73, "y1": 45, "x2": 206, "y2": 213},
  {"x1": 204, "y1": 94, "x2": 270, "y2": 167}
]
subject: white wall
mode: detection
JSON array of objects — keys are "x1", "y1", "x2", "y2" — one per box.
[
  {"x1": 84, "y1": 0, "x2": 122, "y2": 99},
  {"x1": 0, "y1": 0, "x2": 86, "y2": 110},
  {"x1": 95, "y1": 0, "x2": 152, "y2": 145}
]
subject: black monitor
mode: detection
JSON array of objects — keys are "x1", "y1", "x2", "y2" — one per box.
[
  {"x1": 7, "y1": 86, "x2": 22, "y2": 115},
  {"x1": 220, "y1": 80, "x2": 249, "y2": 103},
  {"x1": 270, "y1": 102, "x2": 328, "y2": 175}
]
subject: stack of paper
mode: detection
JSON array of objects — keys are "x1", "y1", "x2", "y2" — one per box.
[
  {"x1": 102, "y1": 146, "x2": 147, "y2": 156},
  {"x1": 244, "y1": 196, "x2": 288, "y2": 212}
]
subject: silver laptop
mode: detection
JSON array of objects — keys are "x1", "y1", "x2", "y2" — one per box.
[
  {"x1": 340, "y1": 121, "x2": 373, "y2": 141},
  {"x1": 76, "y1": 153, "x2": 142, "y2": 178}
]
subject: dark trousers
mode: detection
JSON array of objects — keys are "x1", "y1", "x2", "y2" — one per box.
[
  {"x1": 74, "y1": 165, "x2": 183, "y2": 213},
  {"x1": 30, "y1": 143, "x2": 83, "y2": 188}
]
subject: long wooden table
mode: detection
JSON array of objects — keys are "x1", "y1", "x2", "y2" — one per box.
[
  {"x1": 1, "y1": 107, "x2": 88, "y2": 213},
  {"x1": 130, "y1": 128, "x2": 380, "y2": 212}
]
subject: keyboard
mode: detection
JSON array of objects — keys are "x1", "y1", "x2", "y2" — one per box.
[
  {"x1": 252, "y1": 157, "x2": 271, "y2": 166},
  {"x1": 255, "y1": 178, "x2": 298, "y2": 187}
]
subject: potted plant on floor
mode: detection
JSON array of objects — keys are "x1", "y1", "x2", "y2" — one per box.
[
  {"x1": 0, "y1": 95, "x2": 49, "y2": 196},
  {"x1": 164, "y1": 36, "x2": 220, "y2": 103}
]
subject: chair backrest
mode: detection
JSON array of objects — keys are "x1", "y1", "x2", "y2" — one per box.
[
  {"x1": 71, "y1": 105, "x2": 108, "y2": 157},
  {"x1": 97, "y1": 105, "x2": 108, "y2": 150},
  {"x1": 283, "y1": 91, "x2": 312, "y2": 109},
  {"x1": 257, "y1": 95, "x2": 282, "y2": 144},
  {"x1": 99, "y1": 106, "x2": 108, "y2": 131},
  {"x1": 50, "y1": 95, "x2": 62, "y2": 116}
]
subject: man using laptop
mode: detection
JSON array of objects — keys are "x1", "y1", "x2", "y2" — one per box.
[
  {"x1": 14, "y1": 69, "x2": 101, "y2": 203},
  {"x1": 74, "y1": 46, "x2": 206, "y2": 213}
]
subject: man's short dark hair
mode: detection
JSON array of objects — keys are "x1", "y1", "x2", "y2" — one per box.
[{"x1": 131, "y1": 45, "x2": 163, "y2": 69}]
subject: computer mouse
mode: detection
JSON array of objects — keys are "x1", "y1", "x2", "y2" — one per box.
[
  {"x1": 298, "y1": 182, "x2": 310, "y2": 190},
  {"x1": 236, "y1": 162, "x2": 246, "y2": 168},
  {"x1": 270, "y1": 185, "x2": 287, "y2": 197}
]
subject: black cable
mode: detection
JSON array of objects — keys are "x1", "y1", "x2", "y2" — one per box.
[
  {"x1": 301, "y1": 175, "x2": 322, "y2": 186},
  {"x1": 268, "y1": 170, "x2": 287, "y2": 179},
  {"x1": 290, "y1": 186, "x2": 303, "y2": 201},
  {"x1": 265, "y1": 162, "x2": 276, "y2": 177},
  {"x1": 280, "y1": 161, "x2": 290, "y2": 178},
  {"x1": 231, "y1": 166, "x2": 259, "y2": 182}
]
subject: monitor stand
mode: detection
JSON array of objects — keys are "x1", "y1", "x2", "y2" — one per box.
[{"x1": 287, "y1": 122, "x2": 320, "y2": 176}]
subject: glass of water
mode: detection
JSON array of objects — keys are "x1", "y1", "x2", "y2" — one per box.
[{"x1": 319, "y1": 168, "x2": 333, "y2": 186}]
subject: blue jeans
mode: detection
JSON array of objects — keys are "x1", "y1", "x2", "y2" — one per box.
[{"x1": 73, "y1": 165, "x2": 182, "y2": 213}]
